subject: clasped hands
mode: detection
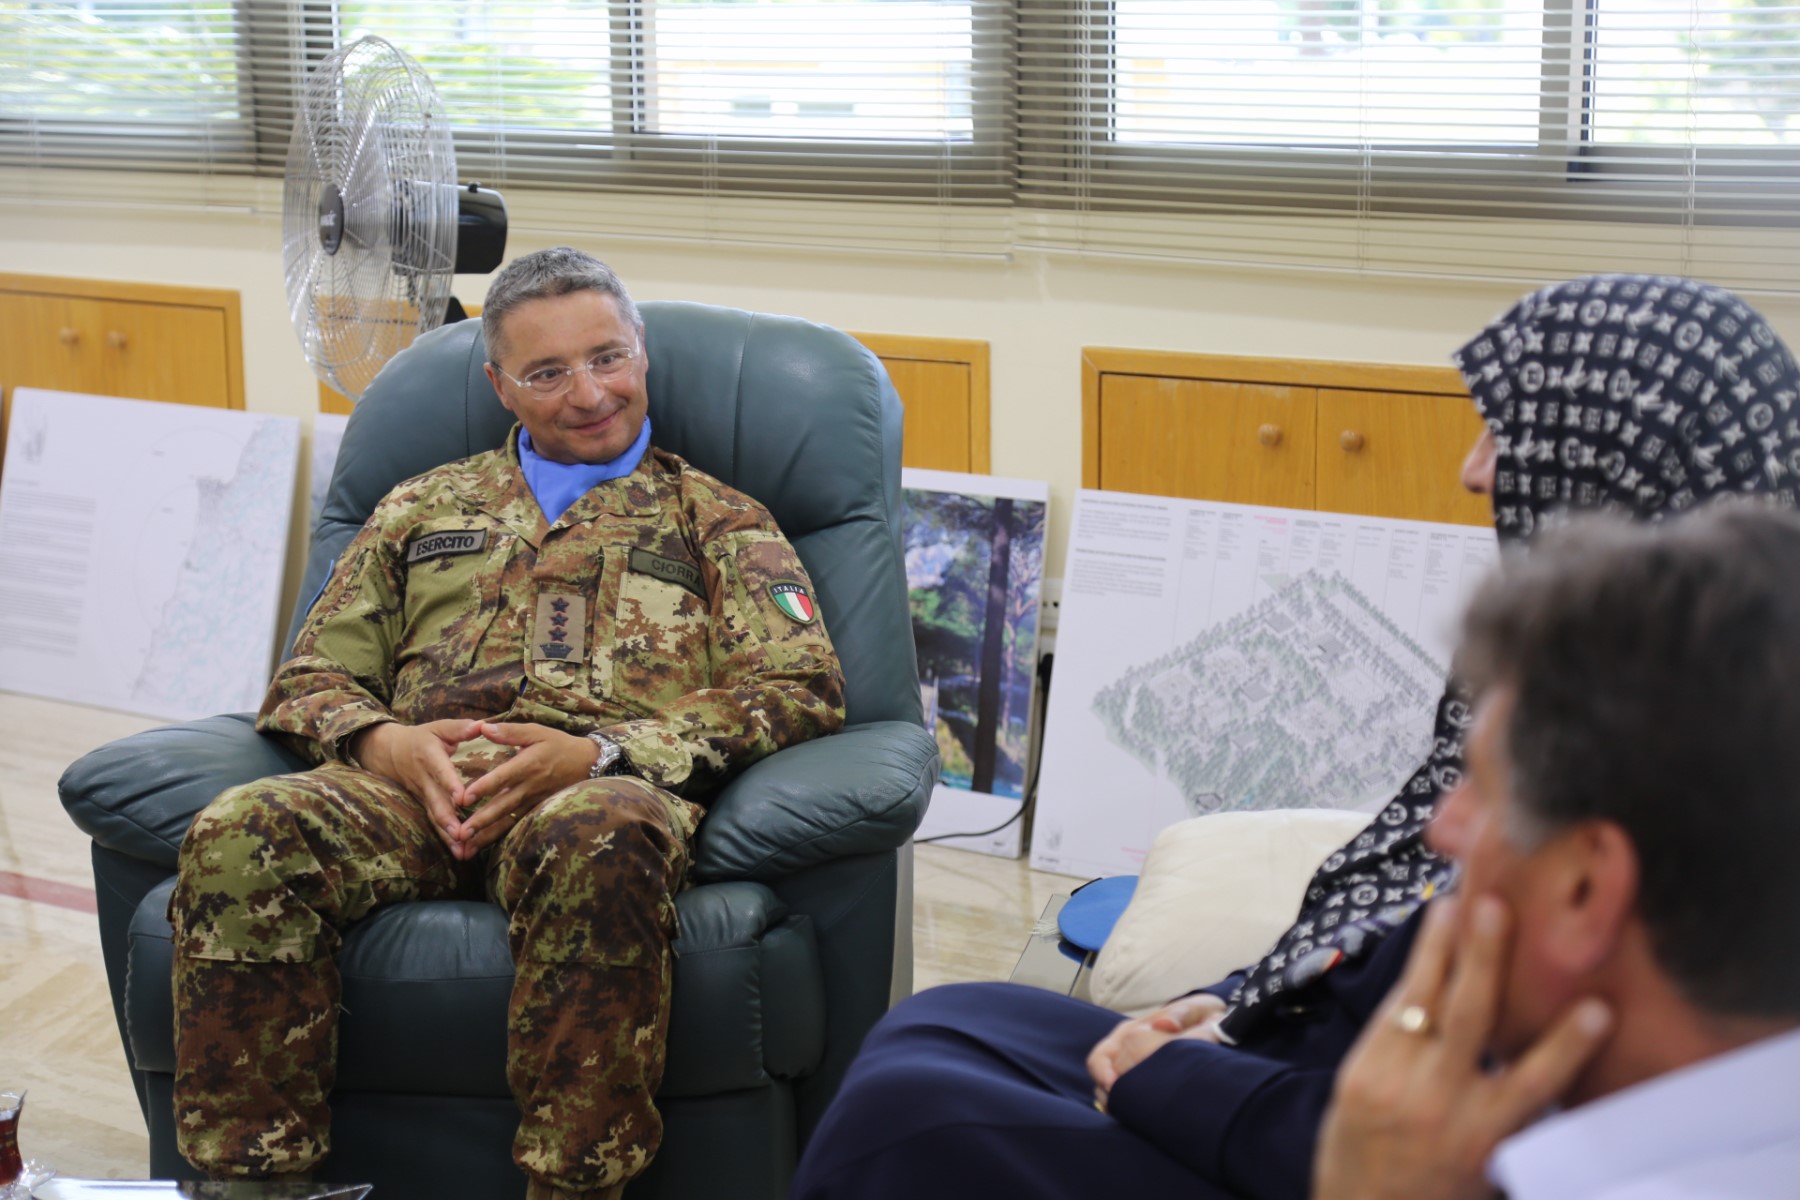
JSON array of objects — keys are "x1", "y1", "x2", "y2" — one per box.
[
  {"x1": 1087, "y1": 990, "x2": 1229, "y2": 1110},
  {"x1": 351, "y1": 719, "x2": 602, "y2": 860}
]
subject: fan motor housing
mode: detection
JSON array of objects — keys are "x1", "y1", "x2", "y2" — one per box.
[
  {"x1": 318, "y1": 183, "x2": 346, "y2": 256},
  {"x1": 455, "y1": 184, "x2": 508, "y2": 275}
]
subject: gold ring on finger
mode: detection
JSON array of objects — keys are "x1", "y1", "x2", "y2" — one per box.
[{"x1": 1394, "y1": 1004, "x2": 1434, "y2": 1036}]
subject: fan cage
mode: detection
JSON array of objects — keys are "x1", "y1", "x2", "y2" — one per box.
[{"x1": 283, "y1": 36, "x2": 459, "y2": 401}]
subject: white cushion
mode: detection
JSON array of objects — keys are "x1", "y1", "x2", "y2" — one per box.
[{"x1": 1088, "y1": 810, "x2": 1373, "y2": 1016}]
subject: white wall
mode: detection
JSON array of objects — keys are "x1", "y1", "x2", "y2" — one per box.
[{"x1": 9, "y1": 204, "x2": 1800, "y2": 623}]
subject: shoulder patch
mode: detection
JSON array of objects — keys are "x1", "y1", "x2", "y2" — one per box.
[
  {"x1": 405, "y1": 528, "x2": 488, "y2": 564},
  {"x1": 629, "y1": 548, "x2": 706, "y2": 600},
  {"x1": 768, "y1": 580, "x2": 817, "y2": 624}
]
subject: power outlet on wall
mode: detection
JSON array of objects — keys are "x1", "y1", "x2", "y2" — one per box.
[{"x1": 1038, "y1": 577, "x2": 1063, "y2": 653}]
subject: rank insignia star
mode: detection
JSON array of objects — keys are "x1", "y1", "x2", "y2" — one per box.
[{"x1": 532, "y1": 594, "x2": 587, "y2": 664}]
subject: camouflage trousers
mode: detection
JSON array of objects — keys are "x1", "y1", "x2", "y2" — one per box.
[{"x1": 168, "y1": 758, "x2": 700, "y2": 1193}]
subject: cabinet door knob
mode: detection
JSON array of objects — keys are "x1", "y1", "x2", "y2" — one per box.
[
  {"x1": 1339, "y1": 429, "x2": 1366, "y2": 453},
  {"x1": 107, "y1": 330, "x2": 129, "y2": 350},
  {"x1": 58, "y1": 327, "x2": 79, "y2": 346},
  {"x1": 1257, "y1": 423, "x2": 1283, "y2": 448}
]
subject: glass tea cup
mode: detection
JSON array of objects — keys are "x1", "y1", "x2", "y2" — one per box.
[{"x1": 0, "y1": 1090, "x2": 23, "y2": 1188}]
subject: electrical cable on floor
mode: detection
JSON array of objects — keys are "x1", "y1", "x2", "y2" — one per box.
[{"x1": 915, "y1": 650, "x2": 1053, "y2": 846}]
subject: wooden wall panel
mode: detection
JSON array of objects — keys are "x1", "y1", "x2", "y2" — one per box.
[
  {"x1": 319, "y1": 382, "x2": 354, "y2": 416},
  {"x1": 0, "y1": 273, "x2": 244, "y2": 470},
  {"x1": 1083, "y1": 347, "x2": 1487, "y2": 527},
  {"x1": 1317, "y1": 388, "x2": 1491, "y2": 526},
  {"x1": 852, "y1": 332, "x2": 990, "y2": 474},
  {"x1": 1097, "y1": 374, "x2": 1318, "y2": 509},
  {"x1": 887, "y1": 357, "x2": 972, "y2": 473},
  {"x1": 90, "y1": 301, "x2": 232, "y2": 410}
]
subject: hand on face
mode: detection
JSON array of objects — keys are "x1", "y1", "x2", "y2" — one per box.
[{"x1": 1312, "y1": 896, "x2": 1613, "y2": 1200}]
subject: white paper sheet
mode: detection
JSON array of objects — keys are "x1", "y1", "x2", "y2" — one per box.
[{"x1": 0, "y1": 388, "x2": 300, "y2": 720}]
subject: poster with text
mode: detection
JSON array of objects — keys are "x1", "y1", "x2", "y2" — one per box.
[
  {"x1": 0, "y1": 388, "x2": 300, "y2": 720},
  {"x1": 904, "y1": 469, "x2": 1051, "y2": 858},
  {"x1": 1031, "y1": 490, "x2": 1497, "y2": 880}
]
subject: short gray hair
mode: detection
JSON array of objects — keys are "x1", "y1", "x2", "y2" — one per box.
[
  {"x1": 481, "y1": 246, "x2": 642, "y2": 366},
  {"x1": 1457, "y1": 503, "x2": 1800, "y2": 1021}
]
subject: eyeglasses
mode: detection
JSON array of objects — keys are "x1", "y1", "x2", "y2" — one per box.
[{"x1": 492, "y1": 346, "x2": 639, "y2": 397}]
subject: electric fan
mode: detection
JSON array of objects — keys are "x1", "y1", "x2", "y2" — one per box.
[{"x1": 282, "y1": 36, "x2": 508, "y2": 402}]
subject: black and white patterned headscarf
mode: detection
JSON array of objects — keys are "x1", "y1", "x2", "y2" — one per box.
[
  {"x1": 1466, "y1": 274, "x2": 1800, "y2": 537},
  {"x1": 1219, "y1": 276, "x2": 1800, "y2": 1041}
]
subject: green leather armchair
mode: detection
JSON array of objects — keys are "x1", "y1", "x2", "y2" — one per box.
[{"x1": 58, "y1": 302, "x2": 939, "y2": 1199}]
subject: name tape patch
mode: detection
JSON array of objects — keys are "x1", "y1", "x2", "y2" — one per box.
[
  {"x1": 628, "y1": 548, "x2": 706, "y2": 600},
  {"x1": 406, "y1": 528, "x2": 488, "y2": 565}
]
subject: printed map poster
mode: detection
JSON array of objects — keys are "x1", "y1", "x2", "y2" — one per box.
[
  {"x1": 904, "y1": 469, "x2": 1050, "y2": 858},
  {"x1": 308, "y1": 411, "x2": 350, "y2": 535},
  {"x1": 0, "y1": 388, "x2": 301, "y2": 720},
  {"x1": 1030, "y1": 490, "x2": 1497, "y2": 880}
]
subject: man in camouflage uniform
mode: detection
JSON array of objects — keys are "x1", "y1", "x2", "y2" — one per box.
[{"x1": 169, "y1": 247, "x2": 846, "y2": 1200}]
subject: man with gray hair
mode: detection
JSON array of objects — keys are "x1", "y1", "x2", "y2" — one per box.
[
  {"x1": 1316, "y1": 503, "x2": 1800, "y2": 1198},
  {"x1": 168, "y1": 247, "x2": 846, "y2": 1200}
]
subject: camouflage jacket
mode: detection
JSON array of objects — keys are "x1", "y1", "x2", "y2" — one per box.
[{"x1": 259, "y1": 432, "x2": 846, "y2": 798}]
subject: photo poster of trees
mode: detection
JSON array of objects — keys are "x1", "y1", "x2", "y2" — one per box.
[{"x1": 902, "y1": 468, "x2": 1051, "y2": 858}]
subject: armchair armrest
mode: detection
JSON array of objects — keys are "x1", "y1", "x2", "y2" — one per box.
[
  {"x1": 58, "y1": 713, "x2": 310, "y2": 870},
  {"x1": 692, "y1": 720, "x2": 938, "y2": 883}
]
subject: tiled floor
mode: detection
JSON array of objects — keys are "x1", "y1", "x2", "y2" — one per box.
[{"x1": 0, "y1": 691, "x2": 1082, "y2": 1182}]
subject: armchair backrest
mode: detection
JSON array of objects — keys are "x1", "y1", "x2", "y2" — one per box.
[{"x1": 292, "y1": 301, "x2": 922, "y2": 729}]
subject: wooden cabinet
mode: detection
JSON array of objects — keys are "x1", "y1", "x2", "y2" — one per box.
[
  {"x1": 1082, "y1": 349, "x2": 1489, "y2": 527},
  {"x1": 0, "y1": 273, "x2": 245, "y2": 465},
  {"x1": 1096, "y1": 375, "x2": 1318, "y2": 511},
  {"x1": 852, "y1": 332, "x2": 990, "y2": 474}
]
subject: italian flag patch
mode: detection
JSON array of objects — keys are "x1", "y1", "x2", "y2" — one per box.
[{"x1": 769, "y1": 581, "x2": 817, "y2": 624}]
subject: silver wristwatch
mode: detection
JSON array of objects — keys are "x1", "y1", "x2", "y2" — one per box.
[{"x1": 587, "y1": 731, "x2": 633, "y2": 779}]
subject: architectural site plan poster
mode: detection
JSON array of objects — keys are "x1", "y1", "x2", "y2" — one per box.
[
  {"x1": 0, "y1": 388, "x2": 300, "y2": 721},
  {"x1": 1030, "y1": 489, "x2": 1497, "y2": 880},
  {"x1": 903, "y1": 469, "x2": 1050, "y2": 859}
]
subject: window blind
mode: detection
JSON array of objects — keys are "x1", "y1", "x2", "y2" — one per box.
[
  {"x1": 1016, "y1": 1, "x2": 1800, "y2": 290},
  {"x1": 5, "y1": 2, "x2": 1800, "y2": 289},
  {"x1": 0, "y1": 1, "x2": 260, "y2": 209},
  {"x1": 3, "y1": 0, "x2": 1015, "y2": 257}
]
